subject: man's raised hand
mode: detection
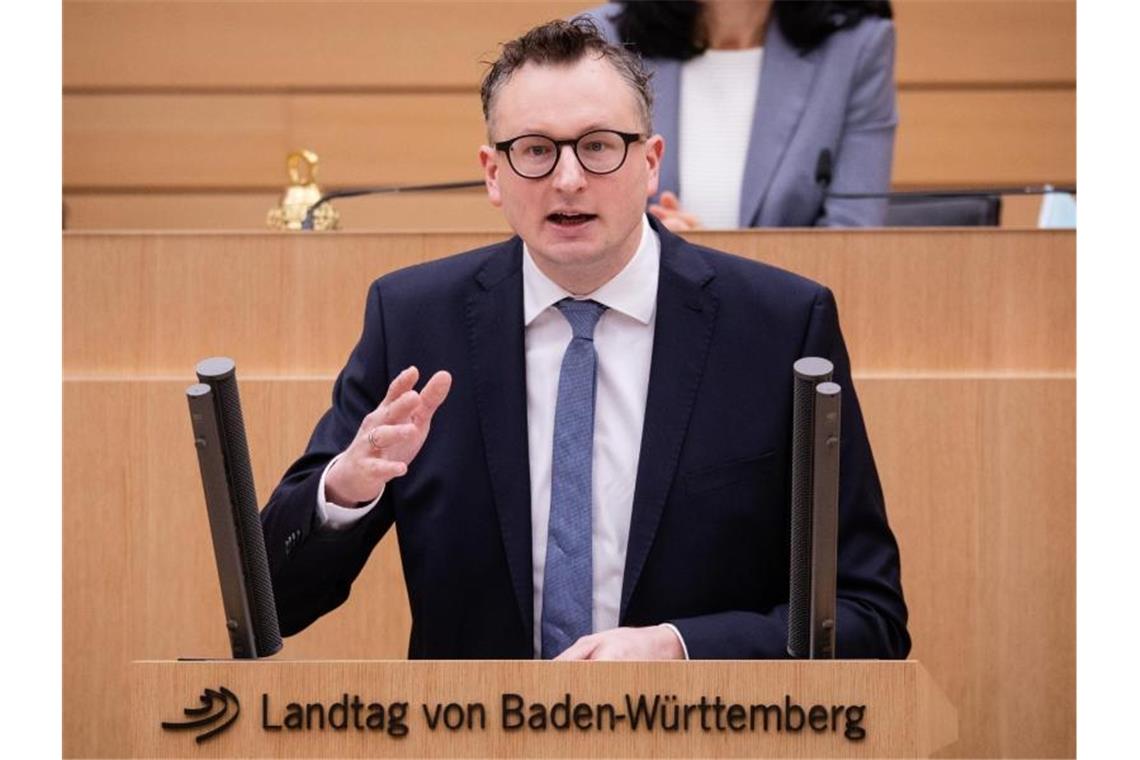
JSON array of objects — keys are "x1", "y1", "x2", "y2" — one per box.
[{"x1": 325, "y1": 366, "x2": 452, "y2": 506}]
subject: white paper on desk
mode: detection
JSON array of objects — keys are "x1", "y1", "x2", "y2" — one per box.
[{"x1": 1038, "y1": 191, "x2": 1077, "y2": 228}]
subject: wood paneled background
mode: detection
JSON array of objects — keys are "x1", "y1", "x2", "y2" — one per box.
[
  {"x1": 63, "y1": 229, "x2": 1075, "y2": 758},
  {"x1": 62, "y1": 1, "x2": 1075, "y2": 230}
]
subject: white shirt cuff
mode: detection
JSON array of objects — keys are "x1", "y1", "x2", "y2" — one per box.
[
  {"x1": 661, "y1": 622, "x2": 691, "y2": 660},
  {"x1": 315, "y1": 453, "x2": 384, "y2": 531}
]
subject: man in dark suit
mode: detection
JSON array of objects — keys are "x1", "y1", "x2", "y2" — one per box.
[{"x1": 261, "y1": 18, "x2": 909, "y2": 661}]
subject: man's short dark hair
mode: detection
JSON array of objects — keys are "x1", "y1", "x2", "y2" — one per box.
[{"x1": 480, "y1": 17, "x2": 653, "y2": 136}]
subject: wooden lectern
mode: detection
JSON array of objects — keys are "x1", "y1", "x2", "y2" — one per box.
[
  {"x1": 65, "y1": 229, "x2": 1073, "y2": 757},
  {"x1": 131, "y1": 660, "x2": 955, "y2": 757}
]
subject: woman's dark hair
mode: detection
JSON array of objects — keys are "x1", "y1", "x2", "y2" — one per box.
[{"x1": 612, "y1": 1, "x2": 893, "y2": 60}]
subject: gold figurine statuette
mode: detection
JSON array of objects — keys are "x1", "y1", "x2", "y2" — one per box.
[{"x1": 267, "y1": 149, "x2": 339, "y2": 231}]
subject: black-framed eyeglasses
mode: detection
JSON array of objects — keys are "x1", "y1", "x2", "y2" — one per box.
[{"x1": 494, "y1": 129, "x2": 646, "y2": 179}]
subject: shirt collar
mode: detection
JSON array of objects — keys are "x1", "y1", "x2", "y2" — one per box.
[{"x1": 522, "y1": 215, "x2": 660, "y2": 326}]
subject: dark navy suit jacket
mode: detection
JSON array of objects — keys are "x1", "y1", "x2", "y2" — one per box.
[{"x1": 261, "y1": 220, "x2": 910, "y2": 659}]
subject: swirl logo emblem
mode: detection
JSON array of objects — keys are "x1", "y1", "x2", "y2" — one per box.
[{"x1": 161, "y1": 686, "x2": 241, "y2": 743}]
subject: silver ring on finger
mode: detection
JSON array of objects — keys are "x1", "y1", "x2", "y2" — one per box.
[{"x1": 367, "y1": 427, "x2": 383, "y2": 451}]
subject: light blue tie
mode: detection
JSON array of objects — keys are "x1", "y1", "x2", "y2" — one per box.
[{"x1": 541, "y1": 298, "x2": 606, "y2": 659}]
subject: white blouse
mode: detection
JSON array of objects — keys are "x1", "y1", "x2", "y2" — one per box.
[{"x1": 679, "y1": 47, "x2": 764, "y2": 228}]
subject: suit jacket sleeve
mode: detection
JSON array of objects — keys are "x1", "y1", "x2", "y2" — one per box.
[
  {"x1": 260, "y1": 280, "x2": 399, "y2": 636},
  {"x1": 668, "y1": 286, "x2": 911, "y2": 659},
  {"x1": 817, "y1": 19, "x2": 898, "y2": 228}
]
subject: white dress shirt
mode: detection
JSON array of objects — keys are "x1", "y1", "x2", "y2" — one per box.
[
  {"x1": 314, "y1": 216, "x2": 687, "y2": 658},
  {"x1": 522, "y1": 215, "x2": 657, "y2": 657}
]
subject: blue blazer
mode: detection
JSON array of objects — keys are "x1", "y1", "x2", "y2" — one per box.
[
  {"x1": 584, "y1": 4, "x2": 898, "y2": 227},
  {"x1": 261, "y1": 219, "x2": 910, "y2": 659}
]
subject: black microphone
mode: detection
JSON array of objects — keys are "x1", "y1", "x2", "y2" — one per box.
[
  {"x1": 812, "y1": 148, "x2": 1075, "y2": 200},
  {"x1": 787, "y1": 357, "x2": 840, "y2": 659},
  {"x1": 188, "y1": 357, "x2": 283, "y2": 659},
  {"x1": 815, "y1": 149, "x2": 834, "y2": 192},
  {"x1": 301, "y1": 179, "x2": 485, "y2": 230}
]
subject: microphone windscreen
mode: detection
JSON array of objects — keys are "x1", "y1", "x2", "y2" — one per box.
[
  {"x1": 196, "y1": 357, "x2": 283, "y2": 657},
  {"x1": 788, "y1": 357, "x2": 833, "y2": 658}
]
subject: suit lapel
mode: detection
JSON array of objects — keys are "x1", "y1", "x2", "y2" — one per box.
[
  {"x1": 739, "y1": 24, "x2": 822, "y2": 226},
  {"x1": 465, "y1": 239, "x2": 534, "y2": 637},
  {"x1": 621, "y1": 223, "x2": 719, "y2": 619}
]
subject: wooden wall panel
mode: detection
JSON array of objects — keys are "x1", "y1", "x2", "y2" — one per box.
[
  {"x1": 62, "y1": 230, "x2": 1075, "y2": 757},
  {"x1": 63, "y1": 1, "x2": 1074, "y2": 91},
  {"x1": 63, "y1": 1, "x2": 592, "y2": 91},
  {"x1": 998, "y1": 193, "x2": 1045, "y2": 228},
  {"x1": 63, "y1": 375, "x2": 1075, "y2": 758},
  {"x1": 63, "y1": 230, "x2": 1075, "y2": 376},
  {"x1": 62, "y1": 379, "x2": 410, "y2": 758},
  {"x1": 62, "y1": 190, "x2": 1048, "y2": 232},
  {"x1": 61, "y1": 188, "x2": 508, "y2": 230},
  {"x1": 62, "y1": 93, "x2": 488, "y2": 189},
  {"x1": 893, "y1": 0, "x2": 1074, "y2": 85},
  {"x1": 895, "y1": 90, "x2": 1075, "y2": 187},
  {"x1": 62, "y1": 1, "x2": 1076, "y2": 230},
  {"x1": 62, "y1": 190, "x2": 510, "y2": 231},
  {"x1": 860, "y1": 379, "x2": 1075, "y2": 759},
  {"x1": 63, "y1": 89, "x2": 1075, "y2": 191}
]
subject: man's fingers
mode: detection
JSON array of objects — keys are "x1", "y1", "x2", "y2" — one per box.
[
  {"x1": 371, "y1": 369, "x2": 451, "y2": 427},
  {"x1": 369, "y1": 458, "x2": 407, "y2": 481},
  {"x1": 362, "y1": 422, "x2": 416, "y2": 452},
  {"x1": 658, "y1": 191, "x2": 680, "y2": 209},
  {"x1": 554, "y1": 635, "x2": 599, "y2": 661},
  {"x1": 380, "y1": 366, "x2": 419, "y2": 408},
  {"x1": 375, "y1": 389, "x2": 420, "y2": 426},
  {"x1": 551, "y1": 628, "x2": 675, "y2": 660},
  {"x1": 419, "y1": 371, "x2": 453, "y2": 416}
]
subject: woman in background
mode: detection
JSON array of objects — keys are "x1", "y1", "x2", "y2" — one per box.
[{"x1": 583, "y1": 1, "x2": 896, "y2": 229}]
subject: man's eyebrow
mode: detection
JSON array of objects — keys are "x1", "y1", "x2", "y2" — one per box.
[{"x1": 503, "y1": 124, "x2": 625, "y2": 140}]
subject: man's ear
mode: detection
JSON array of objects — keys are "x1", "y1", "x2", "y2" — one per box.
[
  {"x1": 644, "y1": 134, "x2": 665, "y2": 199},
  {"x1": 478, "y1": 145, "x2": 502, "y2": 207}
]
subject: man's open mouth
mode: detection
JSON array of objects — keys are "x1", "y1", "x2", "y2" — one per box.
[{"x1": 547, "y1": 212, "x2": 597, "y2": 226}]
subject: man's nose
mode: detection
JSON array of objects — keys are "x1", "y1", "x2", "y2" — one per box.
[{"x1": 551, "y1": 144, "x2": 587, "y2": 192}]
